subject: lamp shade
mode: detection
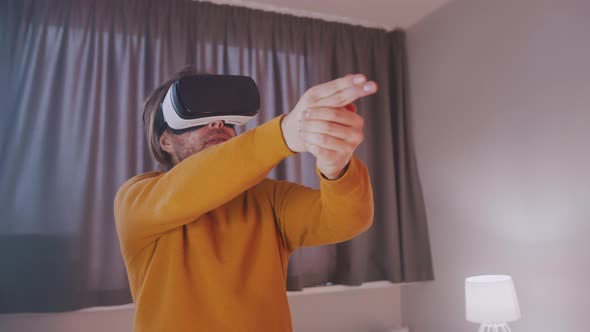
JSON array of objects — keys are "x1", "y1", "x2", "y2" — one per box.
[{"x1": 465, "y1": 275, "x2": 521, "y2": 323}]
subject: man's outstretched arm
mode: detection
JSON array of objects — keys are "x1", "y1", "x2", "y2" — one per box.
[
  {"x1": 271, "y1": 156, "x2": 373, "y2": 252},
  {"x1": 274, "y1": 73, "x2": 378, "y2": 250},
  {"x1": 114, "y1": 116, "x2": 293, "y2": 259}
]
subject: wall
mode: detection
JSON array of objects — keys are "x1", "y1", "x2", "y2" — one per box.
[
  {"x1": 0, "y1": 282, "x2": 402, "y2": 332},
  {"x1": 404, "y1": 0, "x2": 590, "y2": 331}
]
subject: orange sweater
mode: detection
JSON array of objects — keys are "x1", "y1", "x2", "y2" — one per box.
[{"x1": 114, "y1": 115, "x2": 374, "y2": 332}]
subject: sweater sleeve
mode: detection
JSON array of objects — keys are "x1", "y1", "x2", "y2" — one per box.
[
  {"x1": 114, "y1": 116, "x2": 294, "y2": 260},
  {"x1": 271, "y1": 156, "x2": 374, "y2": 253}
]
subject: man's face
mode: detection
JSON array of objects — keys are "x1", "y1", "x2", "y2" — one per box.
[{"x1": 160, "y1": 120, "x2": 237, "y2": 165}]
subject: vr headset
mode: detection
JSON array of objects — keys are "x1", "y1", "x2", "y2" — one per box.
[{"x1": 156, "y1": 75, "x2": 260, "y2": 135}]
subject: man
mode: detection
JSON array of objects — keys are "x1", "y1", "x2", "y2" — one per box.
[{"x1": 114, "y1": 67, "x2": 378, "y2": 332}]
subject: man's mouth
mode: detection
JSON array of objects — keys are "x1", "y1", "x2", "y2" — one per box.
[{"x1": 206, "y1": 136, "x2": 229, "y2": 144}]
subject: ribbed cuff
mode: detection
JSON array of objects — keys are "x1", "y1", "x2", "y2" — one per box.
[{"x1": 317, "y1": 156, "x2": 366, "y2": 195}]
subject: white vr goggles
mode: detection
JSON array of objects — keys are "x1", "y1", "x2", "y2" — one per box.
[{"x1": 156, "y1": 74, "x2": 260, "y2": 135}]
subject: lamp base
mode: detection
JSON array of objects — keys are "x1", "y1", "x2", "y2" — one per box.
[{"x1": 478, "y1": 323, "x2": 512, "y2": 332}]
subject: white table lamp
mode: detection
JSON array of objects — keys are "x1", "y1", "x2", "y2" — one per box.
[{"x1": 465, "y1": 275, "x2": 521, "y2": 332}]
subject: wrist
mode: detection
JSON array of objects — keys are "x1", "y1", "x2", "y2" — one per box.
[
  {"x1": 280, "y1": 113, "x2": 298, "y2": 153},
  {"x1": 319, "y1": 162, "x2": 350, "y2": 180}
]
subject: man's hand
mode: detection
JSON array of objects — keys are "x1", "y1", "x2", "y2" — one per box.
[{"x1": 281, "y1": 74, "x2": 378, "y2": 179}]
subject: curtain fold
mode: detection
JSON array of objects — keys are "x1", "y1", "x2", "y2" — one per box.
[{"x1": 0, "y1": 0, "x2": 433, "y2": 313}]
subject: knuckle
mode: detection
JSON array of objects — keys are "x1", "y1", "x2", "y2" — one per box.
[
  {"x1": 333, "y1": 93, "x2": 346, "y2": 105},
  {"x1": 323, "y1": 122, "x2": 334, "y2": 135},
  {"x1": 302, "y1": 89, "x2": 316, "y2": 104},
  {"x1": 357, "y1": 116, "x2": 365, "y2": 128},
  {"x1": 355, "y1": 131, "x2": 364, "y2": 143},
  {"x1": 328, "y1": 108, "x2": 340, "y2": 121}
]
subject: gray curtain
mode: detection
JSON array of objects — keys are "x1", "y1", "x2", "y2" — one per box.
[{"x1": 0, "y1": 0, "x2": 433, "y2": 313}]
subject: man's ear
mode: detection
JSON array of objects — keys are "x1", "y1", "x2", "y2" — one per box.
[{"x1": 159, "y1": 130, "x2": 175, "y2": 154}]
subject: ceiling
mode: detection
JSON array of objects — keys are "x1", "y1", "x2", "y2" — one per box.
[{"x1": 198, "y1": 0, "x2": 453, "y2": 30}]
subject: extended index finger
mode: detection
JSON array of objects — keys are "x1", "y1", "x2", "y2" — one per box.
[
  {"x1": 312, "y1": 81, "x2": 377, "y2": 108},
  {"x1": 301, "y1": 74, "x2": 367, "y2": 104}
]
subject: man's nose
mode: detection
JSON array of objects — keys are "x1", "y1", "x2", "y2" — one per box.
[{"x1": 207, "y1": 120, "x2": 226, "y2": 129}]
